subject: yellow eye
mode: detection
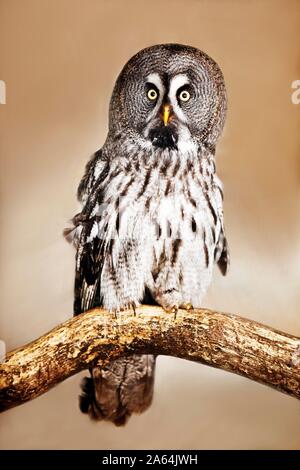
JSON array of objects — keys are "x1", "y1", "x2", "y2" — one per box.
[
  {"x1": 179, "y1": 90, "x2": 190, "y2": 102},
  {"x1": 147, "y1": 89, "x2": 158, "y2": 101}
]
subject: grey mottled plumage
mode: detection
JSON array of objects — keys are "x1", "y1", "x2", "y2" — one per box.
[{"x1": 65, "y1": 44, "x2": 229, "y2": 425}]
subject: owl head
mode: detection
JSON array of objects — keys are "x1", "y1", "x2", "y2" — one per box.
[{"x1": 108, "y1": 44, "x2": 227, "y2": 152}]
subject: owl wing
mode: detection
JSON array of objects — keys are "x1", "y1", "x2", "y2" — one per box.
[
  {"x1": 212, "y1": 175, "x2": 230, "y2": 276},
  {"x1": 215, "y1": 229, "x2": 229, "y2": 276},
  {"x1": 77, "y1": 149, "x2": 109, "y2": 204},
  {"x1": 64, "y1": 149, "x2": 110, "y2": 315},
  {"x1": 73, "y1": 216, "x2": 103, "y2": 315}
]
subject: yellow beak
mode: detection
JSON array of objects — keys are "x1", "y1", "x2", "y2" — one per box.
[{"x1": 163, "y1": 104, "x2": 171, "y2": 126}]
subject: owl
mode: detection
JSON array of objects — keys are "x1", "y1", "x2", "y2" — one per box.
[{"x1": 65, "y1": 44, "x2": 229, "y2": 426}]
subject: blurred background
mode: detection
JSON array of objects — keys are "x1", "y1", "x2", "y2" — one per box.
[{"x1": 0, "y1": 0, "x2": 300, "y2": 449}]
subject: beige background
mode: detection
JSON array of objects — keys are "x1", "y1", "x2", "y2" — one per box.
[{"x1": 1, "y1": 0, "x2": 300, "y2": 449}]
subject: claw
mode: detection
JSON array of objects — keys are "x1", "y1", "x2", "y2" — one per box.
[
  {"x1": 173, "y1": 308, "x2": 178, "y2": 321},
  {"x1": 163, "y1": 304, "x2": 179, "y2": 314},
  {"x1": 180, "y1": 302, "x2": 194, "y2": 311},
  {"x1": 171, "y1": 305, "x2": 179, "y2": 320},
  {"x1": 131, "y1": 303, "x2": 137, "y2": 317},
  {"x1": 162, "y1": 304, "x2": 179, "y2": 320}
]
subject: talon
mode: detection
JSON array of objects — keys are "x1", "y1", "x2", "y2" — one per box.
[
  {"x1": 162, "y1": 304, "x2": 179, "y2": 320},
  {"x1": 163, "y1": 304, "x2": 179, "y2": 314},
  {"x1": 132, "y1": 303, "x2": 136, "y2": 317},
  {"x1": 172, "y1": 305, "x2": 179, "y2": 321},
  {"x1": 180, "y1": 302, "x2": 194, "y2": 311}
]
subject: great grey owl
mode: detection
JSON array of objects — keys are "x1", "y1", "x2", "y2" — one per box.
[{"x1": 65, "y1": 44, "x2": 229, "y2": 426}]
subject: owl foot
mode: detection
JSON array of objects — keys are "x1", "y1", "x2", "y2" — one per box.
[
  {"x1": 180, "y1": 302, "x2": 194, "y2": 311},
  {"x1": 162, "y1": 302, "x2": 193, "y2": 320},
  {"x1": 130, "y1": 303, "x2": 137, "y2": 317},
  {"x1": 155, "y1": 288, "x2": 181, "y2": 318},
  {"x1": 111, "y1": 302, "x2": 138, "y2": 319},
  {"x1": 163, "y1": 304, "x2": 179, "y2": 314},
  {"x1": 162, "y1": 304, "x2": 179, "y2": 320}
]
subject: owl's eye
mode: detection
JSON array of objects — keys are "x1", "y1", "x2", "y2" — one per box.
[
  {"x1": 178, "y1": 89, "x2": 191, "y2": 102},
  {"x1": 147, "y1": 89, "x2": 158, "y2": 101}
]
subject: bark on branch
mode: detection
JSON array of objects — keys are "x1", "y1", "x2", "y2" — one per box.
[{"x1": 1, "y1": 305, "x2": 300, "y2": 412}]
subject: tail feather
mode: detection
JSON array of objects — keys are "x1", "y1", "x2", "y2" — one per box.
[{"x1": 79, "y1": 354, "x2": 156, "y2": 426}]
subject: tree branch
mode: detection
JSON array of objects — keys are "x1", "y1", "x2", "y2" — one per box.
[{"x1": 1, "y1": 305, "x2": 300, "y2": 412}]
